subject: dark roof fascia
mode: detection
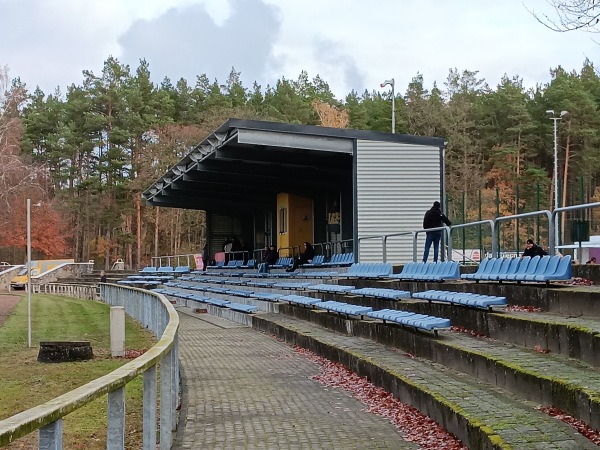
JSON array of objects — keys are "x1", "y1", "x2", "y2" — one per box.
[{"x1": 218, "y1": 118, "x2": 446, "y2": 147}]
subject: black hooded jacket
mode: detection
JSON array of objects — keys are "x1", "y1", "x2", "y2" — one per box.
[{"x1": 423, "y1": 203, "x2": 451, "y2": 230}]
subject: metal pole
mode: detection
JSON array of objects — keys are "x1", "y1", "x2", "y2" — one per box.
[
  {"x1": 553, "y1": 117, "x2": 559, "y2": 250},
  {"x1": 27, "y1": 198, "x2": 32, "y2": 348},
  {"x1": 391, "y1": 79, "x2": 395, "y2": 134}
]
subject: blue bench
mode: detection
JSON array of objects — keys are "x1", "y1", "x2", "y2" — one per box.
[
  {"x1": 322, "y1": 253, "x2": 354, "y2": 267},
  {"x1": 272, "y1": 282, "x2": 313, "y2": 290},
  {"x1": 227, "y1": 302, "x2": 258, "y2": 313},
  {"x1": 314, "y1": 300, "x2": 372, "y2": 318},
  {"x1": 302, "y1": 255, "x2": 325, "y2": 267},
  {"x1": 281, "y1": 295, "x2": 322, "y2": 307},
  {"x1": 174, "y1": 266, "x2": 191, "y2": 274},
  {"x1": 240, "y1": 259, "x2": 256, "y2": 269},
  {"x1": 337, "y1": 263, "x2": 393, "y2": 278},
  {"x1": 366, "y1": 309, "x2": 451, "y2": 335},
  {"x1": 349, "y1": 288, "x2": 410, "y2": 300},
  {"x1": 461, "y1": 255, "x2": 572, "y2": 284},
  {"x1": 117, "y1": 280, "x2": 160, "y2": 287},
  {"x1": 270, "y1": 257, "x2": 293, "y2": 269},
  {"x1": 157, "y1": 266, "x2": 175, "y2": 274},
  {"x1": 388, "y1": 261, "x2": 459, "y2": 281},
  {"x1": 203, "y1": 297, "x2": 231, "y2": 307},
  {"x1": 140, "y1": 266, "x2": 157, "y2": 274},
  {"x1": 250, "y1": 292, "x2": 283, "y2": 302},
  {"x1": 226, "y1": 289, "x2": 255, "y2": 298},
  {"x1": 246, "y1": 280, "x2": 277, "y2": 287},
  {"x1": 411, "y1": 290, "x2": 507, "y2": 310},
  {"x1": 307, "y1": 284, "x2": 356, "y2": 293}
]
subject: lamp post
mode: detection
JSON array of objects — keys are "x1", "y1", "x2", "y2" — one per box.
[
  {"x1": 380, "y1": 78, "x2": 395, "y2": 133},
  {"x1": 27, "y1": 199, "x2": 32, "y2": 348},
  {"x1": 546, "y1": 109, "x2": 569, "y2": 250}
]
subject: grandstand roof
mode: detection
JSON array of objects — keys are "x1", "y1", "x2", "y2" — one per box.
[{"x1": 142, "y1": 118, "x2": 445, "y2": 213}]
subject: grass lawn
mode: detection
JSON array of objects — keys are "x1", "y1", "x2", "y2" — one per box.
[{"x1": 0, "y1": 293, "x2": 158, "y2": 449}]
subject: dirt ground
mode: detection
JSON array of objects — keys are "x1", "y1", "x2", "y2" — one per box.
[{"x1": 0, "y1": 294, "x2": 21, "y2": 326}]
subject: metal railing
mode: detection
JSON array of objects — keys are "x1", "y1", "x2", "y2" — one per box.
[
  {"x1": 449, "y1": 220, "x2": 496, "y2": 261},
  {"x1": 0, "y1": 283, "x2": 179, "y2": 450},
  {"x1": 411, "y1": 226, "x2": 452, "y2": 262},
  {"x1": 151, "y1": 253, "x2": 196, "y2": 268},
  {"x1": 356, "y1": 234, "x2": 384, "y2": 262},
  {"x1": 550, "y1": 202, "x2": 600, "y2": 255},
  {"x1": 494, "y1": 210, "x2": 552, "y2": 258}
]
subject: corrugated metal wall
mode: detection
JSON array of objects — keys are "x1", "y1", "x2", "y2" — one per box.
[{"x1": 356, "y1": 140, "x2": 442, "y2": 264}]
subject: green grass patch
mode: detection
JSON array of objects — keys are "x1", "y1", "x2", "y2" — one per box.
[{"x1": 0, "y1": 294, "x2": 157, "y2": 449}]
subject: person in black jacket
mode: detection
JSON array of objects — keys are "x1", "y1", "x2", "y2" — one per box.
[
  {"x1": 522, "y1": 239, "x2": 548, "y2": 257},
  {"x1": 286, "y1": 242, "x2": 315, "y2": 272},
  {"x1": 422, "y1": 201, "x2": 451, "y2": 263}
]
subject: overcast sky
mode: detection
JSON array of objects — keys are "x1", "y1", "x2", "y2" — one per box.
[{"x1": 2, "y1": 0, "x2": 598, "y2": 99}]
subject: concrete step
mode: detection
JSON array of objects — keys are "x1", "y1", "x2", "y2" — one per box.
[{"x1": 251, "y1": 312, "x2": 598, "y2": 449}]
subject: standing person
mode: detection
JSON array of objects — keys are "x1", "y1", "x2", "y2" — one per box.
[
  {"x1": 522, "y1": 239, "x2": 548, "y2": 257},
  {"x1": 422, "y1": 201, "x2": 451, "y2": 263},
  {"x1": 286, "y1": 242, "x2": 315, "y2": 272},
  {"x1": 202, "y1": 244, "x2": 209, "y2": 271}
]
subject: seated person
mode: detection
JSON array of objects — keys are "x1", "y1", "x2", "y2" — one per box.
[
  {"x1": 586, "y1": 257, "x2": 597, "y2": 264},
  {"x1": 286, "y1": 242, "x2": 315, "y2": 272},
  {"x1": 258, "y1": 245, "x2": 278, "y2": 273},
  {"x1": 522, "y1": 239, "x2": 548, "y2": 257}
]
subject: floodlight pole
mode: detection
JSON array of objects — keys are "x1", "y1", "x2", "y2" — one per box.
[
  {"x1": 380, "y1": 78, "x2": 395, "y2": 133},
  {"x1": 547, "y1": 110, "x2": 568, "y2": 250}
]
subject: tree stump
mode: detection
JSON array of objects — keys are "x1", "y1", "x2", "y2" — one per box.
[{"x1": 38, "y1": 341, "x2": 93, "y2": 363}]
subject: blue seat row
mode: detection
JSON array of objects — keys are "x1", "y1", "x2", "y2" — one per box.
[
  {"x1": 322, "y1": 253, "x2": 354, "y2": 267},
  {"x1": 314, "y1": 300, "x2": 372, "y2": 318},
  {"x1": 341, "y1": 263, "x2": 393, "y2": 278},
  {"x1": 272, "y1": 282, "x2": 313, "y2": 290},
  {"x1": 140, "y1": 266, "x2": 157, "y2": 273},
  {"x1": 307, "y1": 284, "x2": 356, "y2": 293},
  {"x1": 411, "y1": 290, "x2": 507, "y2": 310},
  {"x1": 280, "y1": 294, "x2": 322, "y2": 307},
  {"x1": 117, "y1": 279, "x2": 161, "y2": 287},
  {"x1": 388, "y1": 261, "x2": 460, "y2": 281},
  {"x1": 461, "y1": 255, "x2": 572, "y2": 283},
  {"x1": 128, "y1": 275, "x2": 174, "y2": 281},
  {"x1": 270, "y1": 257, "x2": 293, "y2": 269},
  {"x1": 302, "y1": 255, "x2": 325, "y2": 267},
  {"x1": 366, "y1": 309, "x2": 451, "y2": 333},
  {"x1": 226, "y1": 302, "x2": 258, "y2": 313},
  {"x1": 250, "y1": 292, "x2": 282, "y2": 302},
  {"x1": 349, "y1": 288, "x2": 410, "y2": 300}
]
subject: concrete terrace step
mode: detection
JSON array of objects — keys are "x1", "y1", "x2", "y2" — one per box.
[{"x1": 252, "y1": 313, "x2": 597, "y2": 450}]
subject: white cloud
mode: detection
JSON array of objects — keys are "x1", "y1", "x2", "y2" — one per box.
[{"x1": 1, "y1": 0, "x2": 597, "y2": 98}]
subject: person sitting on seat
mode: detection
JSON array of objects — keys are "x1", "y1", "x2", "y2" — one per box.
[
  {"x1": 522, "y1": 239, "x2": 548, "y2": 257},
  {"x1": 586, "y1": 257, "x2": 597, "y2": 264},
  {"x1": 258, "y1": 245, "x2": 279, "y2": 273},
  {"x1": 286, "y1": 242, "x2": 315, "y2": 272}
]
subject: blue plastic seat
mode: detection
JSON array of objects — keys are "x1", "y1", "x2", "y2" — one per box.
[
  {"x1": 532, "y1": 255, "x2": 572, "y2": 282},
  {"x1": 281, "y1": 295, "x2": 321, "y2": 306},
  {"x1": 505, "y1": 256, "x2": 537, "y2": 281},
  {"x1": 521, "y1": 255, "x2": 551, "y2": 281},
  {"x1": 461, "y1": 258, "x2": 490, "y2": 280},
  {"x1": 366, "y1": 309, "x2": 451, "y2": 332},
  {"x1": 307, "y1": 284, "x2": 356, "y2": 293}
]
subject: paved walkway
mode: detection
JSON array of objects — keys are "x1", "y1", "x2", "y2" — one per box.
[{"x1": 173, "y1": 307, "x2": 417, "y2": 450}]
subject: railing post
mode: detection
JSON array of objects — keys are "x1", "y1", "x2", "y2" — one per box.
[
  {"x1": 143, "y1": 365, "x2": 157, "y2": 450},
  {"x1": 160, "y1": 349, "x2": 173, "y2": 450},
  {"x1": 107, "y1": 386, "x2": 126, "y2": 449},
  {"x1": 39, "y1": 419, "x2": 62, "y2": 450},
  {"x1": 412, "y1": 231, "x2": 418, "y2": 262}
]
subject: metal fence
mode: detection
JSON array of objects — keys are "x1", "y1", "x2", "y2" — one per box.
[{"x1": 0, "y1": 283, "x2": 179, "y2": 450}]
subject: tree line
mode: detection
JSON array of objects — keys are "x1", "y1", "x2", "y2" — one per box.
[{"x1": 1, "y1": 57, "x2": 600, "y2": 268}]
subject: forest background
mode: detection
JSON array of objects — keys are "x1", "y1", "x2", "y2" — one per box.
[{"x1": 1, "y1": 55, "x2": 600, "y2": 270}]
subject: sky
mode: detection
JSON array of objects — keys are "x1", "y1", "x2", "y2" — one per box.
[{"x1": 1, "y1": 0, "x2": 599, "y2": 99}]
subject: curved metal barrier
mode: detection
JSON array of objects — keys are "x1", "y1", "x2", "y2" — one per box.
[{"x1": 0, "y1": 283, "x2": 179, "y2": 450}]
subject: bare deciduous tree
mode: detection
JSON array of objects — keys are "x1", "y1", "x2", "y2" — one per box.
[{"x1": 528, "y1": 0, "x2": 600, "y2": 32}]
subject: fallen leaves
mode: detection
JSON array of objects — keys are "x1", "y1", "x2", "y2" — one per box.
[
  {"x1": 294, "y1": 346, "x2": 467, "y2": 450},
  {"x1": 506, "y1": 305, "x2": 543, "y2": 312},
  {"x1": 450, "y1": 326, "x2": 487, "y2": 338},
  {"x1": 538, "y1": 405, "x2": 600, "y2": 444}
]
